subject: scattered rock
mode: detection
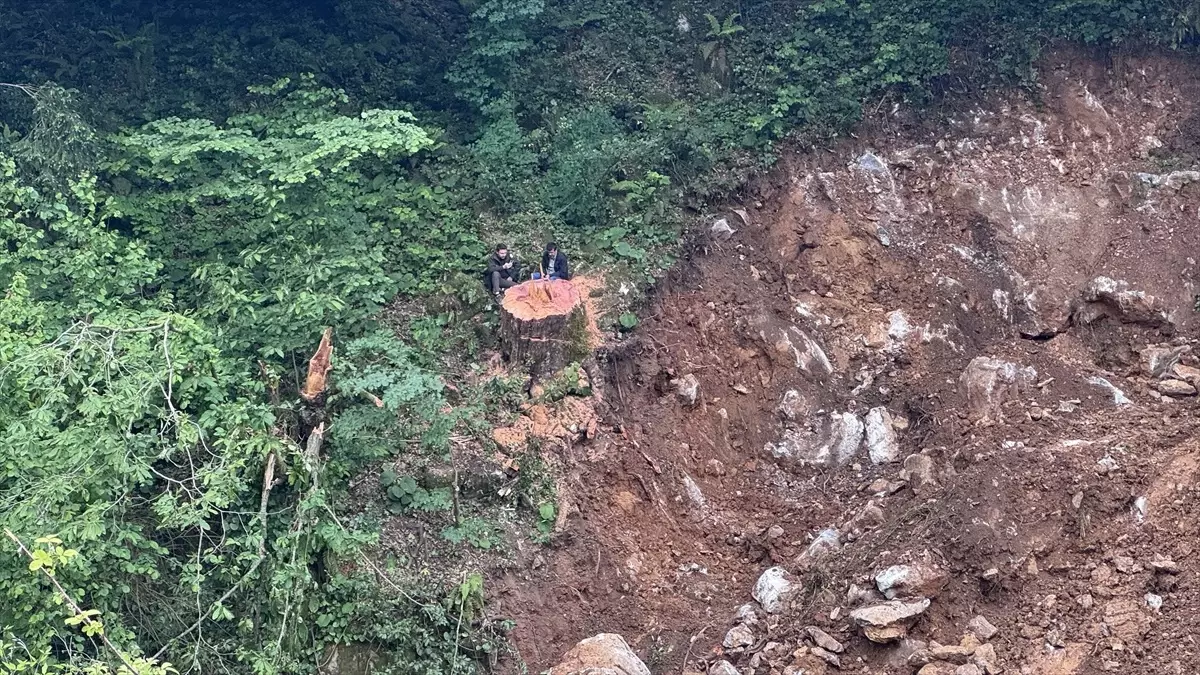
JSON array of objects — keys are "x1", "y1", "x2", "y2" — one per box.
[
  {"x1": 902, "y1": 453, "x2": 938, "y2": 493},
  {"x1": 1113, "y1": 555, "x2": 1143, "y2": 574},
  {"x1": 1145, "y1": 592, "x2": 1163, "y2": 612},
  {"x1": 929, "y1": 644, "x2": 974, "y2": 664},
  {"x1": 549, "y1": 634, "x2": 651, "y2": 675},
  {"x1": 805, "y1": 626, "x2": 844, "y2": 653},
  {"x1": 753, "y1": 566, "x2": 796, "y2": 614},
  {"x1": 955, "y1": 665, "x2": 983, "y2": 675},
  {"x1": 867, "y1": 478, "x2": 906, "y2": 495},
  {"x1": 1074, "y1": 276, "x2": 1174, "y2": 329},
  {"x1": 711, "y1": 218, "x2": 735, "y2": 242},
  {"x1": 960, "y1": 356, "x2": 1037, "y2": 423},
  {"x1": 972, "y1": 643, "x2": 999, "y2": 674},
  {"x1": 708, "y1": 660, "x2": 738, "y2": 675},
  {"x1": 875, "y1": 560, "x2": 949, "y2": 600},
  {"x1": 1155, "y1": 378, "x2": 1197, "y2": 397},
  {"x1": 850, "y1": 598, "x2": 931, "y2": 643},
  {"x1": 810, "y1": 646, "x2": 841, "y2": 668},
  {"x1": 1088, "y1": 376, "x2": 1132, "y2": 406},
  {"x1": 916, "y1": 663, "x2": 958, "y2": 675},
  {"x1": 967, "y1": 615, "x2": 999, "y2": 641},
  {"x1": 672, "y1": 374, "x2": 701, "y2": 406},
  {"x1": 1142, "y1": 345, "x2": 1190, "y2": 377},
  {"x1": 1095, "y1": 455, "x2": 1120, "y2": 474},
  {"x1": 777, "y1": 390, "x2": 809, "y2": 421},
  {"x1": 1103, "y1": 599, "x2": 1151, "y2": 640},
  {"x1": 767, "y1": 413, "x2": 864, "y2": 468},
  {"x1": 865, "y1": 407, "x2": 901, "y2": 464},
  {"x1": 723, "y1": 624, "x2": 755, "y2": 650},
  {"x1": 1172, "y1": 362, "x2": 1200, "y2": 386},
  {"x1": 797, "y1": 528, "x2": 842, "y2": 566},
  {"x1": 1149, "y1": 555, "x2": 1180, "y2": 574},
  {"x1": 733, "y1": 603, "x2": 760, "y2": 626}
]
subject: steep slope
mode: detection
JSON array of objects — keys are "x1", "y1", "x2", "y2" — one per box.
[{"x1": 491, "y1": 49, "x2": 1200, "y2": 674}]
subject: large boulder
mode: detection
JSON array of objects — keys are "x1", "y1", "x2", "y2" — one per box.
[
  {"x1": 959, "y1": 357, "x2": 1037, "y2": 423},
  {"x1": 1072, "y1": 277, "x2": 1174, "y2": 330},
  {"x1": 549, "y1": 634, "x2": 651, "y2": 675}
]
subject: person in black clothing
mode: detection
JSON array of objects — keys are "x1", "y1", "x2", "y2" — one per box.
[
  {"x1": 533, "y1": 242, "x2": 570, "y2": 281},
  {"x1": 485, "y1": 244, "x2": 521, "y2": 295}
]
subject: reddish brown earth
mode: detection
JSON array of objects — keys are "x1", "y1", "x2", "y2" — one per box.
[{"x1": 489, "y1": 49, "x2": 1200, "y2": 674}]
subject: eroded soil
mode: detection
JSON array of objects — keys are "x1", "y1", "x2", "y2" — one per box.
[{"x1": 489, "y1": 49, "x2": 1200, "y2": 674}]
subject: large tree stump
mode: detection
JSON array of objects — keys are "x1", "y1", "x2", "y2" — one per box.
[{"x1": 500, "y1": 278, "x2": 584, "y2": 374}]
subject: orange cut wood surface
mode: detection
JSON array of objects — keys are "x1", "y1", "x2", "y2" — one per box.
[{"x1": 502, "y1": 279, "x2": 581, "y2": 320}]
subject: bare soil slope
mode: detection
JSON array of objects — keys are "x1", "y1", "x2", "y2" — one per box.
[{"x1": 492, "y1": 50, "x2": 1200, "y2": 674}]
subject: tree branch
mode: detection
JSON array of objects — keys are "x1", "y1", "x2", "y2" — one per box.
[
  {"x1": 4, "y1": 529, "x2": 142, "y2": 673},
  {"x1": 151, "y1": 452, "x2": 277, "y2": 661}
]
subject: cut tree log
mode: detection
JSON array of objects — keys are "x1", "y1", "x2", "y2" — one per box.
[{"x1": 500, "y1": 278, "x2": 585, "y2": 374}]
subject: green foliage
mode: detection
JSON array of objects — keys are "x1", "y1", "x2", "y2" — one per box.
[
  {"x1": 618, "y1": 312, "x2": 639, "y2": 330},
  {"x1": 440, "y1": 518, "x2": 498, "y2": 550},
  {"x1": 380, "y1": 470, "x2": 453, "y2": 514}
]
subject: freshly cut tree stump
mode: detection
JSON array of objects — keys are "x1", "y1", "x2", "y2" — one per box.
[{"x1": 500, "y1": 278, "x2": 584, "y2": 374}]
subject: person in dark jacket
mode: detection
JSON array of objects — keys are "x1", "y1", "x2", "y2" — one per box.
[
  {"x1": 484, "y1": 244, "x2": 521, "y2": 295},
  {"x1": 533, "y1": 242, "x2": 570, "y2": 281}
]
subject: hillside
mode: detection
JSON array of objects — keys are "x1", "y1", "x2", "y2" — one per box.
[{"x1": 2, "y1": 2, "x2": 1200, "y2": 675}]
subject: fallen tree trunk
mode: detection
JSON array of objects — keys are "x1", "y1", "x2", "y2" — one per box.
[{"x1": 500, "y1": 278, "x2": 584, "y2": 374}]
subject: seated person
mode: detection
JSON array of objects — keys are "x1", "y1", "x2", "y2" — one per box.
[
  {"x1": 531, "y1": 242, "x2": 571, "y2": 281},
  {"x1": 484, "y1": 244, "x2": 520, "y2": 295}
]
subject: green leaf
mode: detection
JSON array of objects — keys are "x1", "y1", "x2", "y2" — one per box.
[{"x1": 618, "y1": 313, "x2": 639, "y2": 329}]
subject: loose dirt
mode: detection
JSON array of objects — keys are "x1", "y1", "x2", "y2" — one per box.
[{"x1": 490, "y1": 48, "x2": 1200, "y2": 675}]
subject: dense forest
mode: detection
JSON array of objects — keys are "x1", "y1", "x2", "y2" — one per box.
[{"x1": 1, "y1": 1, "x2": 1197, "y2": 673}]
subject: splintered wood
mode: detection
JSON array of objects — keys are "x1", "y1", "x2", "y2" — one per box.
[
  {"x1": 499, "y1": 279, "x2": 584, "y2": 374},
  {"x1": 300, "y1": 327, "x2": 333, "y2": 401}
]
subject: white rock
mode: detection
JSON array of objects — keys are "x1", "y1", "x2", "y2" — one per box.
[
  {"x1": 1145, "y1": 593, "x2": 1163, "y2": 612},
  {"x1": 753, "y1": 566, "x2": 796, "y2": 614},
  {"x1": 865, "y1": 407, "x2": 901, "y2": 464},
  {"x1": 549, "y1": 634, "x2": 651, "y2": 675},
  {"x1": 765, "y1": 413, "x2": 863, "y2": 468}
]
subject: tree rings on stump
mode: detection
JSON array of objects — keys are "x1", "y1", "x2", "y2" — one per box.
[{"x1": 499, "y1": 279, "x2": 584, "y2": 374}]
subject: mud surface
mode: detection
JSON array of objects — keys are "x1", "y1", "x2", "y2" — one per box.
[{"x1": 490, "y1": 50, "x2": 1200, "y2": 674}]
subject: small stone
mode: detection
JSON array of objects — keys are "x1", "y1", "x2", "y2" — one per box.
[
  {"x1": 805, "y1": 626, "x2": 844, "y2": 653},
  {"x1": 1113, "y1": 556, "x2": 1143, "y2": 574},
  {"x1": 673, "y1": 374, "x2": 701, "y2": 406},
  {"x1": 765, "y1": 525, "x2": 785, "y2": 540},
  {"x1": 708, "y1": 660, "x2": 739, "y2": 675},
  {"x1": 930, "y1": 644, "x2": 975, "y2": 665},
  {"x1": 967, "y1": 615, "x2": 999, "y2": 640},
  {"x1": 1172, "y1": 362, "x2": 1200, "y2": 385},
  {"x1": 917, "y1": 664, "x2": 958, "y2": 675},
  {"x1": 1096, "y1": 455, "x2": 1119, "y2": 474},
  {"x1": 1150, "y1": 555, "x2": 1180, "y2": 574},
  {"x1": 734, "y1": 603, "x2": 760, "y2": 626},
  {"x1": 1077, "y1": 594, "x2": 1095, "y2": 609},
  {"x1": 711, "y1": 218, "x2": 735, "y2": 242},
  {"x1": 810, "y1": 646, "x2": 841, "y2": 668},
  {"x1": 723, "y1": 624, "x2": 754, "y2": 649},
  {"x1": 777, "y1": 390, "x2": 809, "y2": 421},
  {"x1": 902, "y1": 453, "x2": 938, "y2": 493},
  {"x1": 1145, "y1": 593, "x2": 1163, "y2": 611},
  {"x1": 1155, "y1": 379, "x2": 1197, "y2": 397},
  {"x1": 972, "y1": 643, "x2": 999, "y2": 674},
  {"x1": 955, "y1": 665, "x2": 983, "y2": 675}
]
